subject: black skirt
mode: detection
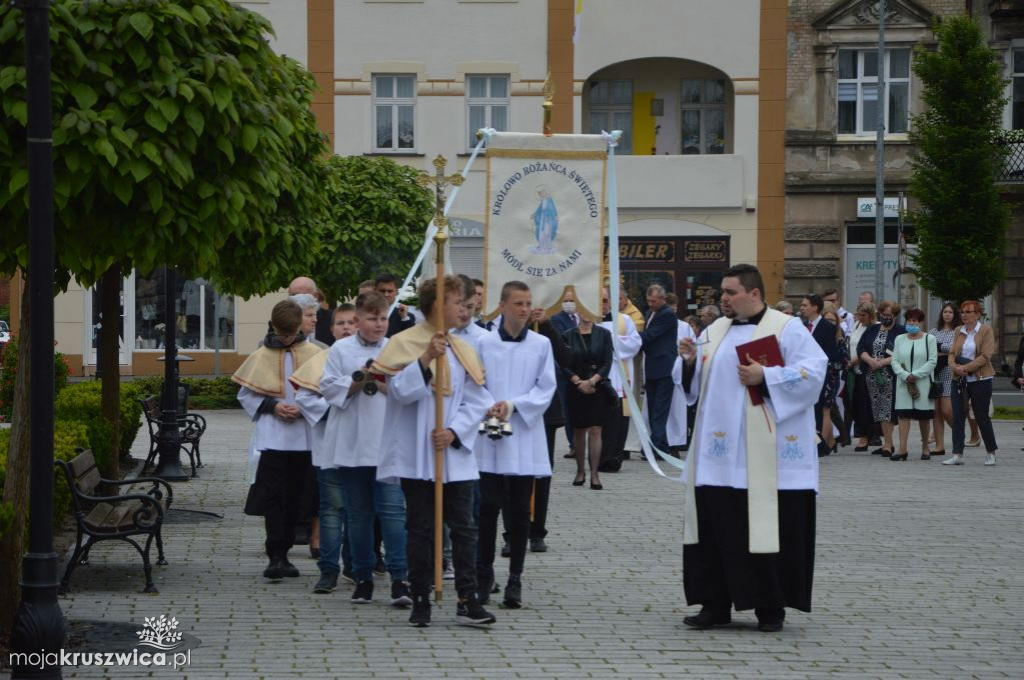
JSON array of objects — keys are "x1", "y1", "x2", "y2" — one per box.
[
  {"x1": 896, "y1": 408, "x2": 933, "y2": 421},
  {"x1": 683, "y1": 486, "x2": 816, "y2": 612},
  {"x1": 565, "y1": 383, "x2": 611, "y2": 429}
]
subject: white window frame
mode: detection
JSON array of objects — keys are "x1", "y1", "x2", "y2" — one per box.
[
  {"x1": 680, "y1": 79, "x2": 727, "y2": 155},
  {"x1": 465, "y1": 74, "x2": 509, "y2": 150},
  {"x1": 588, "y1": 79, "x2": 633, "y2": 154},
  {"x1": 1011, "y1": 45, "x2": 1024, "y2": 130},
  {"x1": 372, "y1": 74, "x2": 417, "y2": 152},
  {"x1": 836, "y1": 47, "x2": 911, "y2": 137}
]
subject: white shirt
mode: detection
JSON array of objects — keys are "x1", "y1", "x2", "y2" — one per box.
[
  {"x1": 376, "y1": 345, "x2": 494, "y2": 483},
  {"x1": 959, "y1": 324, "x2": 991, "y2": 383},
  {"x1": 237, "y1": 352, "x2": 311, "y2": 452},
  {"x1": 597, "y1": 313, "x2": 642, "y2": 397},
  {"x1": 450, "y1": 322, "x2": 491, "y2": 354},
  {"x1": 474, "y1": 330, "x2": 556, "y2": 476},
  {"x1": 294, "y1": 387, "x2": 329, "y2": 467},
  {"x1": 667, "y1": 320, "x2": 697, "y2": 447},
  {"x1": 681, "y1": 316, "x2": 827, "y2": 491},
  {"x1": 319, "y1": 334, "x2": 390, "y2": 468}
]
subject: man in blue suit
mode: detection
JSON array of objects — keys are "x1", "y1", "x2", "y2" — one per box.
[{"x1": 641, "y1": 284, "x2": 677, "y2": 455}]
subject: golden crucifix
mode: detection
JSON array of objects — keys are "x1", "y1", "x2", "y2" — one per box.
[{"x1": 416, "y1": 154, "x2": 462, "y2": 602}]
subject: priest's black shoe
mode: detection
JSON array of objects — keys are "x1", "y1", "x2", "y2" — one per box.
[
  {"x1": 502, "y1": 574, "x2": 522, "y2": 609},
  {"x1": 530, "y1": 537, "x2": 548, "y2": 553},
  {"x1": 682, "y1": 608, "x2": 731, "y2": 629},
  {"x1": 279, "y1": 558, "x2": 300, "y2": 577},
  {"x1": 755, "y1": 607, "x2": 785, "y2": 632},
  {"x1": 263, "y1": 558, "x2": 285, "y2": 580}
]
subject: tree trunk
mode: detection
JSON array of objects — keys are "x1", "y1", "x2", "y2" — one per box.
[
  {"x1": 98, "y1": 264, "x2": 121, "y2": 480},
  {"x1": 0, "y1": 278, "x2": 31, "y2": 639}
]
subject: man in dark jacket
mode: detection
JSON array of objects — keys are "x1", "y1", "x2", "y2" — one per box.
[
  {"x1": 640, "y1": 284, "x2": 677, "y2": 456},
  {"x1": 800, "y1": 293, "x2": 840, "y2": 452},
  {"x1": 375, "y1": 272, "x2": 416, "y2": 338}
]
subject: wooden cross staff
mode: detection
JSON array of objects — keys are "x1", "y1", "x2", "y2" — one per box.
[{"x1": 417, "y1": 155, "x2": 463, "y2": 602}]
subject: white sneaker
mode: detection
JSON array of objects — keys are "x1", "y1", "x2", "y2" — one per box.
[
  {"x1": 984, "y1": 453, "x2": 996, "y2": 466},
  {"x1": 941, "y1": 454, "x2": 963, "y2": 466},
  {"x1": 442, "y1": 565, "x2": 455, "y2": 581}
]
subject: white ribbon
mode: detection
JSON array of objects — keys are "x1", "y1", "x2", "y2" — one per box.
[
  {"x1": 604, "y1": 130, "x2": 686, "y2": 483},
  {"x1": 390, "y1": 128, "x2": 495, "y2": 315}
]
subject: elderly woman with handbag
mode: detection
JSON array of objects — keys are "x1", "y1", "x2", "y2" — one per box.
[
  {"x1": 856, "y1": 301, "x2": 906, "y2": 458},
  {"x1": 942, "y1": 300, "x2": 998, "y2": 466},
  {"x1": 890, "y1": 308, "x2": 938, "y2": 461}
]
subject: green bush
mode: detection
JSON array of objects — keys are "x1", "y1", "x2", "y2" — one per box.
[
  {"x1": 54, "y1": 381, "x2": 143, "y2": 472},
  {"x1": 0, "y1": 419, "x2": 90, "y2": 542},
  {"x1": 0, "y1": 336, "x2": 71, "y2": 422},
  {"x1": 131, "y1": 375, "x2": 240, "y2": 409}
]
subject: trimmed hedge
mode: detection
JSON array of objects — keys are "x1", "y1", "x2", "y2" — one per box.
[
  {"x1": 0, "y1": 420, "x2": 91, "y2": 542},
  {"x1": 132, "y1": 375, "x2": 240, "y2": 409},
  {"x1": 0, "y1": 336, "x2": 71, "y2": 422},
  {"x1": 54, "y1": 381, "x2": 143, "y2": 474}
]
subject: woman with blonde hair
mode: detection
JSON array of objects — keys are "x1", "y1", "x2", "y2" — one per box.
[{"x1": 943, "y1": 300, "x2": 998, "y2": 466}]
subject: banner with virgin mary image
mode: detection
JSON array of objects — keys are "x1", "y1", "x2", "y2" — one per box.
[{"x1": 483, "y1": 132, "x2": 608, "y2": 320}]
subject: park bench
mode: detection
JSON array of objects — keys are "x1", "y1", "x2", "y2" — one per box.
[
  {"x1": 56, "y1": 447, "x2": 172, "y2": 594},
  {"x1": 139, "y1": 386, "x2": 206, "y2": 477}
]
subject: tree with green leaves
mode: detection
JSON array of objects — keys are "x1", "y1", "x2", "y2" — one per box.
[
  {"x1": 909, "y1": 14, "x2": 1010, "y2": 303},
  {"x1": 310, "y1": 155, "x2": 433, "y2": 304},
  {"x1": 0, "y1": 0, "x2": 328, "y2": 636}
]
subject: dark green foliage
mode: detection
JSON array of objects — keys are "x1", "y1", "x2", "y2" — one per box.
[
  {"x1": 909, "y1": 15, "x2": 1010, "y2": 302},
  {"x1": 0, "y1": 420, "x2": 90, "y2": 542},
  {"x1": 132, "y1": 375, "x2": 240, "y2": 409},
  {"x1": 0, "y1": 336, "x2": 70, "y2": 422},
  {"x1": 0, "y1": 0, "x2": 329, "y2": 296},
  {"x1": 311, "y1": 156, "x2": 433, "y2": 304},
  {"x1": 54, "y1": 381, "x2": 143, "y2": 471}
]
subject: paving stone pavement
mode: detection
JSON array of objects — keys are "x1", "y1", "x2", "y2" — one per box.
[{"x1": 17, "y1": 411, "x2": 1024, "y2": 679}]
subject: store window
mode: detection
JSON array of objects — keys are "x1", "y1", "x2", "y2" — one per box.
[{"x1": 134, "y1": 270, "x2": 234, "y2": 351}]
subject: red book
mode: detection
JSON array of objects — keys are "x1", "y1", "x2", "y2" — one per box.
[{"x1": 735, "y1": 335, "x2": 784, "y2": 405}]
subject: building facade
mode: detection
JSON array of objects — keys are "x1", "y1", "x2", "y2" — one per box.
[{"x1": 786, "y1": 0, "x2": 1023, "y2": 363}]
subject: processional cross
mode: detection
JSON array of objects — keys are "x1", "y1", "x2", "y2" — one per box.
[{"x1": 416, "y1": 154, "x2": 463, "y2": 602}]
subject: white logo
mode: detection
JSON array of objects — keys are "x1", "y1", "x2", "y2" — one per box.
[{"x1": 136, "y1": 615, "x2": 183, "y2": 651}]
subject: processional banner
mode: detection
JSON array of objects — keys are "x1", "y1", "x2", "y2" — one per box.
[{"x1": 483, "y1": 132, "x2": 607, "y2": 319}]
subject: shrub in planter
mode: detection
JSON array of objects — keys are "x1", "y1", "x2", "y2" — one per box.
[
  {"x1": 54, "y1": 382, "x2": 143, "y2": 472},
  {"x1": 0, "y1": 336, "x2": 71, "y2": 422}
]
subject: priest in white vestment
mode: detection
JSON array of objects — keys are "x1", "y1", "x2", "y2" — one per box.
[
  {"x1": 474, "y1": 281, "x2": 556, "y2": 609},
  {"x1": 676, "y1": 264, "x2": 826, "y2": 633},
  {"x1": 667, "y1": 318, "x2": 697, "y2": 449}
]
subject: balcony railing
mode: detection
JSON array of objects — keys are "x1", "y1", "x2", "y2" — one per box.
[{"x1": 996, "y1": 130, "x2": 1024, "y2": 184}]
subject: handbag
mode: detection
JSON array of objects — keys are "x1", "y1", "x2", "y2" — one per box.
[
  {"x1": 922, "y1": 338, "x2": 940, "y2": 400},
  {"x1": 600, "y1": 379, "x2": 621, "y2": 409}
]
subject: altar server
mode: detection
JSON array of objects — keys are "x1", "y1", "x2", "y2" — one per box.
[
  {"x1": 291, "y1": 304, "x2": 357, "y2": 593},
  {"x1": 234, "y1": 300, "x2": 321, "y2": 580},
  {"x1": 676, "y1": 264, "x2": 826, "y2": 633},
  {"x1": 598, "y1": 287, "x2": 642, "y2": 469},
  {"x1": 316, "y1": 292, "x2": 412, "y2": 606},
  {"x1": 475, "y1": 281, "x2": 556, "y2": 609},
  {"x1": 373, "y1": 275, "x2": 496, "y2": 628},
  {"x1": 667, "y1": 315, "x2": 698, "y2": 450}
]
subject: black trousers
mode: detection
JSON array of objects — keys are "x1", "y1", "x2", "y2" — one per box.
[
  {"x1": 600, "y1": 412, "x2": 630, "y2": 463},
  {"x1": 478, "y1": 472, "x2": 534, "y2": 583},
  {"x1": 401, "y1": 478, "x2": 478, "y2": 598},
  {"x1": 683, "y1": 486, "x2": 815, "y2": 613},
  {"x1": 530, "y1": 423, "x2": 558, "y2": 540},
  {"x1": 951, "y1": 379, "x2": 998, "y2": 454},
  {"x1": 257, "y1": 450, "x2": 313, "y2": 558}
]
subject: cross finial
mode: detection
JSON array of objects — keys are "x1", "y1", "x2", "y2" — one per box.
[{"x1": 417, "y1": 155, "x2": 463, "y2": 228}]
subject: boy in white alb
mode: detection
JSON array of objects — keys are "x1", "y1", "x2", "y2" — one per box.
[
  {"x1": 319, "y1": 293, "x2": 411, "y2": 607},
  {"x1": 372, "y1": 276, "x2": 495, "y2": 628},
  {"x1": 234, "y1": 300, "x2": 321, "y2": 579},
  {"x1": 291, "y1": 303, "x2": 357, "y2": 593},
  {"x1": 474, "y1": 281, "x2": 556, "y2": 608}
]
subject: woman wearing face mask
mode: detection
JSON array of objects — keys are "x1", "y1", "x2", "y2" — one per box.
[
  {"x1": 856, "y1": 301, "x2": 906, "y2": 457},
  {"x1": 890, "y1": 309, "x2": 937, "y2": 460},
  {"x1": 943, "y1": 300, "x2": 998, "y2": 466},
  {"x1": 928, "y1": 302, "x2": 960, "y2": 456}
]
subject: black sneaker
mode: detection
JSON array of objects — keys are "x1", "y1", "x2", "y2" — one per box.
[
  {"x1": 390, "y1": 580, "x2": 413, "y2": 607},
  {"x1": 500, "y1": 542, "x2": 512, "y2": 558},
  {"x1": 456, "y1": 595, "x2": 496, "y2": 626},
  {"x1": 351, "y1": 580, "x2": 373, "y2": 604},
  {"x1": 408, "y1": 594, "x2": 431, "y2": 627},
  {"x1": 502, "y1": 574, "x2": 522, "y2": 609},
  {"x1": 263, "y1": 558, "x2": 284, "y2": 580},
  {"x1": 313, "y1": 572, "x2": 338, "y2": 594},
  {"x1": 279, "y1": 558, "x2": 300, "y2": 578},
  {"x1": 529, "y1": 537, "x2": 548, "y2": 553},
  {"x1": 340, "y1": 567, "x2": 356, "y2": 585}
]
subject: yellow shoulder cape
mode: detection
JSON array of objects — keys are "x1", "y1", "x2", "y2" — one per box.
[
  {"x1": 288, "y1": 347, "x2": 330, "y2": 395},
  {"x1": 232, "y1": 341, "x2": 322, "y2": 398},
  {"x1": 371, "y1": 322, "x2": 484, "y2": 395}
]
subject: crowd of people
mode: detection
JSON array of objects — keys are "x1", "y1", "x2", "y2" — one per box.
[{"x1": 230, "y1": 267, "x2": 1003, "y2": 633}]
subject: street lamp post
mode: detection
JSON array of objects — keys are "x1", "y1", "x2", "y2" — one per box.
[
  {"x1": 10, "y1": 0, "x2": 65, "y2": 677},
  {"x1": 152, "y1": 266, "x2": 189, "y2": 482}
]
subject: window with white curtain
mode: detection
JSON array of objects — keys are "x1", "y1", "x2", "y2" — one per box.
[
  {"x1": 680, "y1": 78, "x2": 726, "y2": 154},
  {"x1": 466, "y1": 75, "x2": 509, "y2": 148},
  {"x1": 373, "y1": 74, "x2": 416, "y2": 151},
  {"x1": 837, "y1": 48, "x2": 910, "y2": 135},
  {"x1": 588, "y1": 80, "x2": 633, "y2": 154}
]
